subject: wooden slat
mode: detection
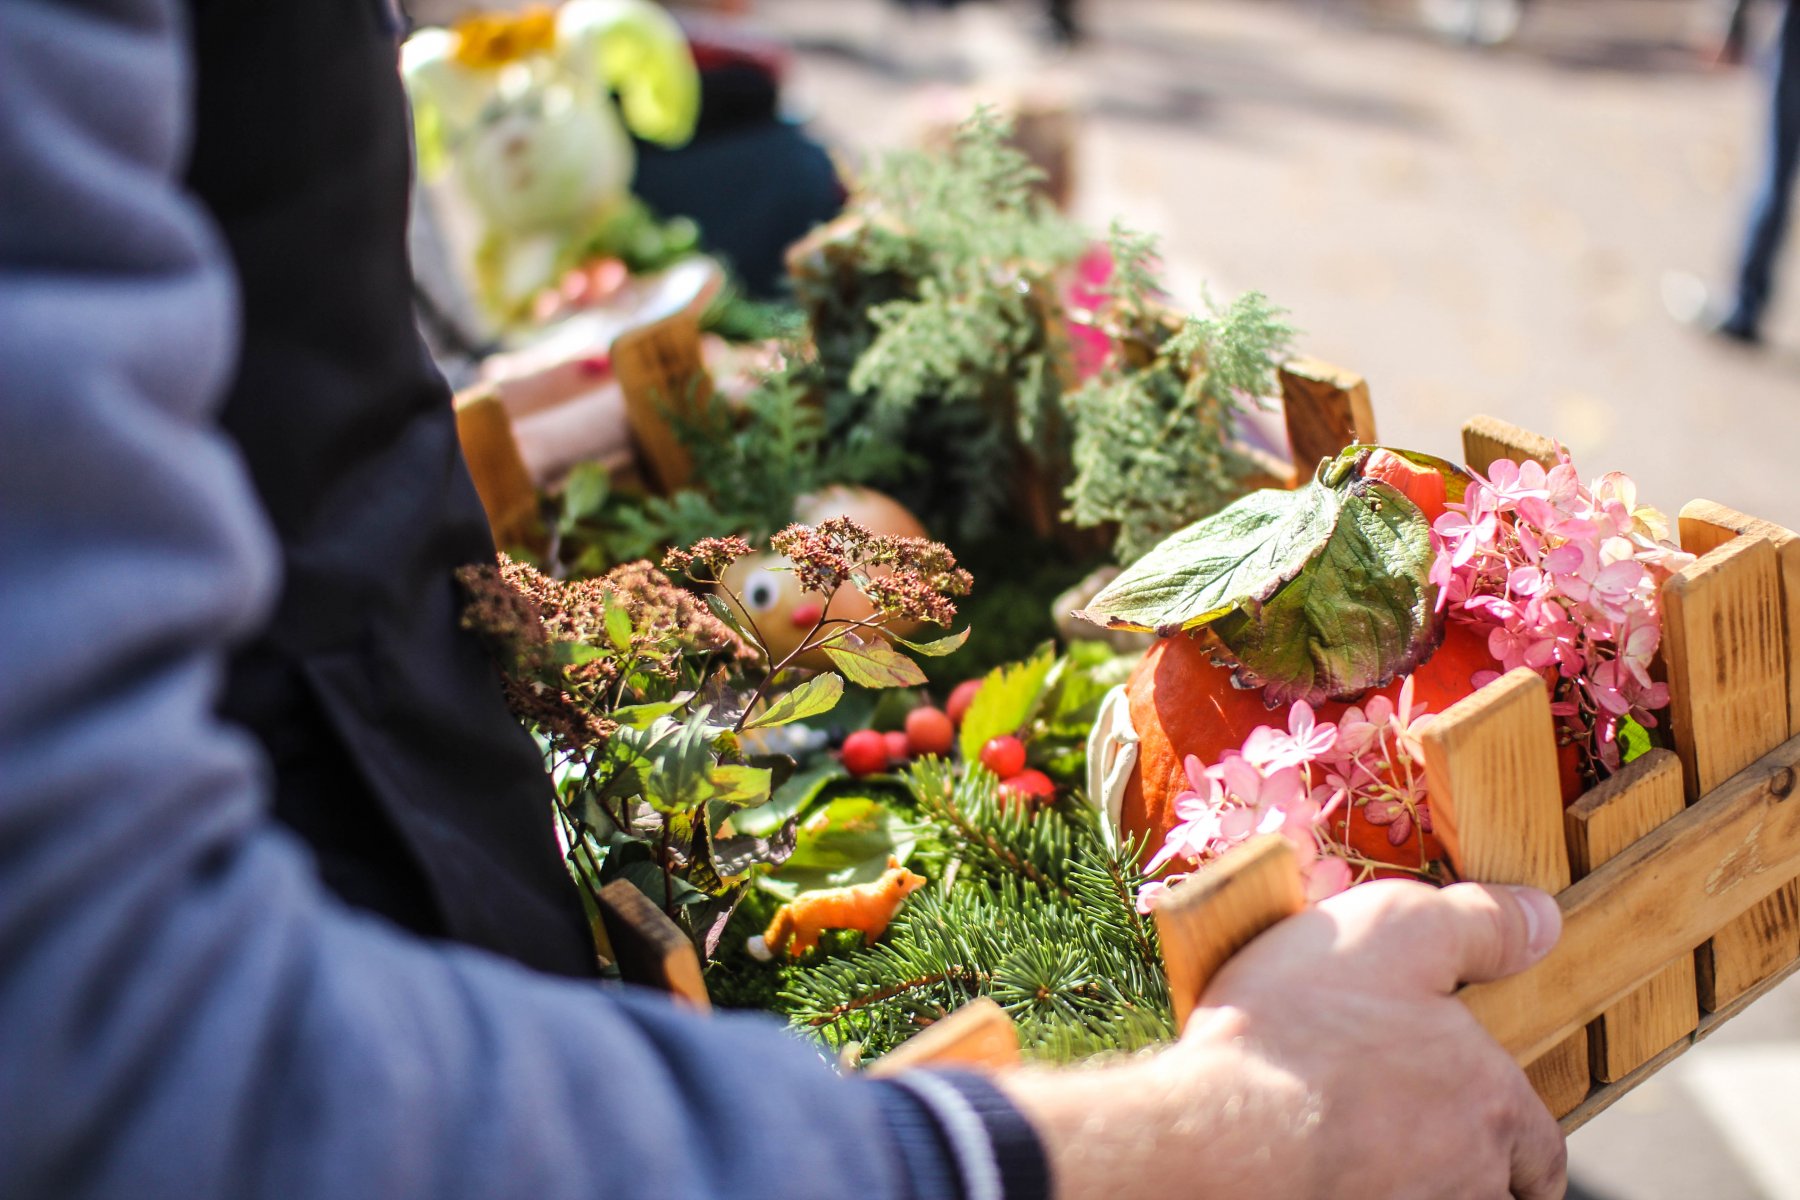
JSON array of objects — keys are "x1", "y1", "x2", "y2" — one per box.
[
  {"x1": 1662, "y1": 533, "x2": 1793, "y2": 1009},
  {"x1": 1564, "y1": 751, "x2": 1697, "y2": 1081},
  {"x1": 1417, "y1": 668, "x2": 1590, "y2": 1117},
  {"x1": 1459, "y1": 730, "x2": 1800, "y2": 1065},
  {"x1": 1460, "y1": 414, "x2": 1558, "y2": 476},
  {"x1": 597, "y1": 880, "x2": 711, "y2": 1011},
  {"x1": 1561, "y1": 952, "x2": 1800, "y2": 1133},
  {"x1": 453, "y1": 389, "x2": 541, "y2": 551},
  {"x1": 611, "y1": 311, "x2": 712, "y2": 495},
  {"x1": 867, "y1": 998, "x2": 1021, "y2": 1077},
  {"x1": 1679, "y1": 501, "x2": 1800, "y2": 738},
  {"x1": 1153, "y1": 834, "x2": 1307, "y2": 1030},
  {"x1": 1278, "y1": 357, "x2": 1375, "y2": 476}
]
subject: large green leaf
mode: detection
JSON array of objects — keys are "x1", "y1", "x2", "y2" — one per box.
[
  {"x1": 602, "y1": 591, "x2": 634, "y2": 653},
  {"x1": 1208, "y1": 477, "x2": 1441, "y2": 706},
  {"x1": 823, "y1": 633, "x2": 928, "y2": 689},
  {"x1": 733, "y1": 759, "x2": 848, "y2": 837},
  {"x1": 762, "y1": 795, "x2": 915, "y2": 898},
  {"x1": 641, "y1": 708, "x2": 719, "y2": 813},
  {"x1": 609, "y1": 695, "x2": 691, "y2": 731},
  {"x1": 958, "y1": 645, "x2": 1057, "y2": 763},
  {"x1": 744, "y1": 672, "x2": 844, "y2": 730},
  {"x1": 1075, "y1": 480, "x2": 1340, "y2": 634},
  {"x1": 706, "y1": 764, "x2": 773, "y2": 809},
  {"x1": 892, "y1": 627, "x2": 971, "y2": 657}
]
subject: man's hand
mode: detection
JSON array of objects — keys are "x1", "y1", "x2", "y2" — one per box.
[{"x1": 994, "y1": 880, "x2": 1566, "y2": 1200}]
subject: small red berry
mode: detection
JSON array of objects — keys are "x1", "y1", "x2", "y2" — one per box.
[
  {"x1": 946, "y1": 679, "x2": 983, "y2": 726},
  {"x1": 884, "y1": 730, "x2": 913, "y2": 764},
  {"x1": 980, "y1": 735, "x2": 1027, "y2": 779},
  {"x1": 842, "y1": 729, "x2": 890, "y2": 777},
  {"x1": 998, "y1": 769, "x2": 1056, "y2": 806},
  {"x1": 905, "y1": 707, "x2": 955, "y2": 757}
]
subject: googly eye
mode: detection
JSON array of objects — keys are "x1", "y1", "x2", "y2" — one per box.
[{"x1": 742, "y1": 569, "x2": 783, "y2": 613}]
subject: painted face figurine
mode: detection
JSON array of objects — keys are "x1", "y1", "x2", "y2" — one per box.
[
  {"x1": 401, "y1": 1, "x2": 699, "y2": 322},
  {"x1": 719, "y1": 487, "x2": 929, "y2": 669}
]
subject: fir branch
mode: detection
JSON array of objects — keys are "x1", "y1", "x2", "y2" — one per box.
[
  {"x1": 802, "y1": 965, "x2": 990, "y2": 1026},
  {"x1": 1063, "y1": 243, "x2": 1295, "y2": 563},
  {"x1": 907, "y1": 759, "x2": 1071, "y2": 896}
]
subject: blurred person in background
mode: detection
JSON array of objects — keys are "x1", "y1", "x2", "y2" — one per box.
[
  {"x1": 1707, "y1": 0, "x2": 1800, "y2": 342},
  {"x1": 0, "y1": 1, "x2": 1568, "y2": 1198}
]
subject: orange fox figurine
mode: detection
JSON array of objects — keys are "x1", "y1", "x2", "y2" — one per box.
[{"x1": 753, "y1": 857, "x2": 928, "y2": 960}]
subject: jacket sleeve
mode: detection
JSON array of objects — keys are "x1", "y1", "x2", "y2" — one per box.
[{"x1": 0, "y1": 2, "x2": 1039, "y2": 1197}]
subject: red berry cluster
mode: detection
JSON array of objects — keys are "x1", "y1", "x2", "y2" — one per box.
[{"x1": 838, "y1": 681, "x2": 1058, "y2": 809}]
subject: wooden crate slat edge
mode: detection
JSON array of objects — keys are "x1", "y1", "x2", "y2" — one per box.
[
  {"x1": 1459, "y1": 730, "x2": 1800, "y2": 1064},
  {"x1": 1560, "y1": 953, "x2": 1800, "y2": 1134}
]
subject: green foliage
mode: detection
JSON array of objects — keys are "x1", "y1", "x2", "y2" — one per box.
[
  {"x1": 661, "y1": 355, "x2": 904, "y2": 542},
  {"x1": 773, "y1": 759, "x2": 1173, "y2": 1061},
  {"x1": 788, "y1": 107, "x2": 1088, "y2": 542},
  {"x1": 1064, "y1": 224, "x2": 1294, "y2": 563},
  {"x1": 958, "y1": 645, "x2": 1058, "y2": 762}
]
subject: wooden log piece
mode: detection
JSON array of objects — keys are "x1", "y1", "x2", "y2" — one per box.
[
  {"x1": 1459, "y1": 414, "x2": 1559, "y2": 476},
  {"x1": 611, "y1": 310, "x2": 712, "y2": 495},
  {"x1": 866, "y1": 998, "x2": 1022, "y2": 1077},
  {"x1": 1663, "y1": 530, "x2": 1795, "y2": 1010},
  {"x1": 1153, "y1": 834, "x2": 1307, "y2": 1031},
  {"x1": 597, "y1": 880, "x2": 711, "y2": 1011},
  {"x1": 452, "y1": 389, "x2": 541, "y2": 553},
  {"x1": 1278, "y1": 357, "x2": 1376, "y2": 477},
  {"x1": 1417, "y1": 668, "x2": 1590, "y2": 1118},
  {"x1": 1564, "y1": 751, "x2": 1697, "y2": 1082}
]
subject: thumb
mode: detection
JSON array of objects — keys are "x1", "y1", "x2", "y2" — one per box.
[{"x1": 1428, "y1": 882, "x2": 1562, "y2": 990}]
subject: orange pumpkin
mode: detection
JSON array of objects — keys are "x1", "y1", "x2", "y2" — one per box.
[{"x1": 1122, "y1": 620, "x2": 1587, "y2": 876}]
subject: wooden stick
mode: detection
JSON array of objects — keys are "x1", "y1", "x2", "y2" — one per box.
[
  {"x1": 1459, "y1": 730, "x2": 1800, "y2": 1065},
  {"x1": 1459, "y1": 415, "x2": 1558, "y2": 475},
  {"x1": 611, "y1": 311, "x2": 712, "y2": 495},
  {"x1": 597, "y1": 881, "x2": 711, "y2": 1011},
  {"x1": 866, "y1": 998, "x2": 1022, "y2": 1077},
  {"x1": 1662, "y1": 533, "x2": 1794, "y2": 1010},
  {"x1": 1564, "y1": 751, "x2": 1697, "y2": 1081},
  {"x1": 1417, "y1": 668, "x2": 1590, "y2": 1117},
  {"x1": 452, "y1": 388, "x2": 541, "y2": 551},
  {"x1": 1153, "y1": 834, "x2": 1307, "y2": 1030},
  {"x1": 1278, "y1": 358, "x2": 1376, "y2": 477}
]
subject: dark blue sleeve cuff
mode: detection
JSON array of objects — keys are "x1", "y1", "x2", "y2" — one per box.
[{"x1": 870, "y1": 1070, "x2": 1051, "y2": 1200}]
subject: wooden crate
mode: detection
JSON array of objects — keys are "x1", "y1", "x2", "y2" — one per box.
[
  {"x1": 594, "y1": 364, "x2": 1800, "y2": 1132},
  {"x1": 891, "y1": 399, "x2": 1800, "y2": 1131}
]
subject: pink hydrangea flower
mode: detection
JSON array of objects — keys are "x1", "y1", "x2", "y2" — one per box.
[{"x1": 1427, "y1": 448, "x2": 1689, "y2": 777}]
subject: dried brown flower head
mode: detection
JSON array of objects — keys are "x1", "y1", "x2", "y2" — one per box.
[
  {"x1": 663, "y1": 536, "x2": 754, "y2": 580},
  {"x1": 768, "y1": 518, "x2": 972, "y2": 627},
  {"x1": 457, "y1": 554, "x2": 752, "y2": 752}
]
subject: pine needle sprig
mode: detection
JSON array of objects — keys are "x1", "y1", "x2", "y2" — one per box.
[{"x1": 908, "y1": 757, "x2": 1073, "y2": 894}]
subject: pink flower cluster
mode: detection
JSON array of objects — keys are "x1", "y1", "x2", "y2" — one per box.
[
  {"x1": 1137, "y1": 679, "x2": 1440, "y2": 913},
  {"x1": 1430, "y1": 454, "x2": 1692, "y2": 771}
]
